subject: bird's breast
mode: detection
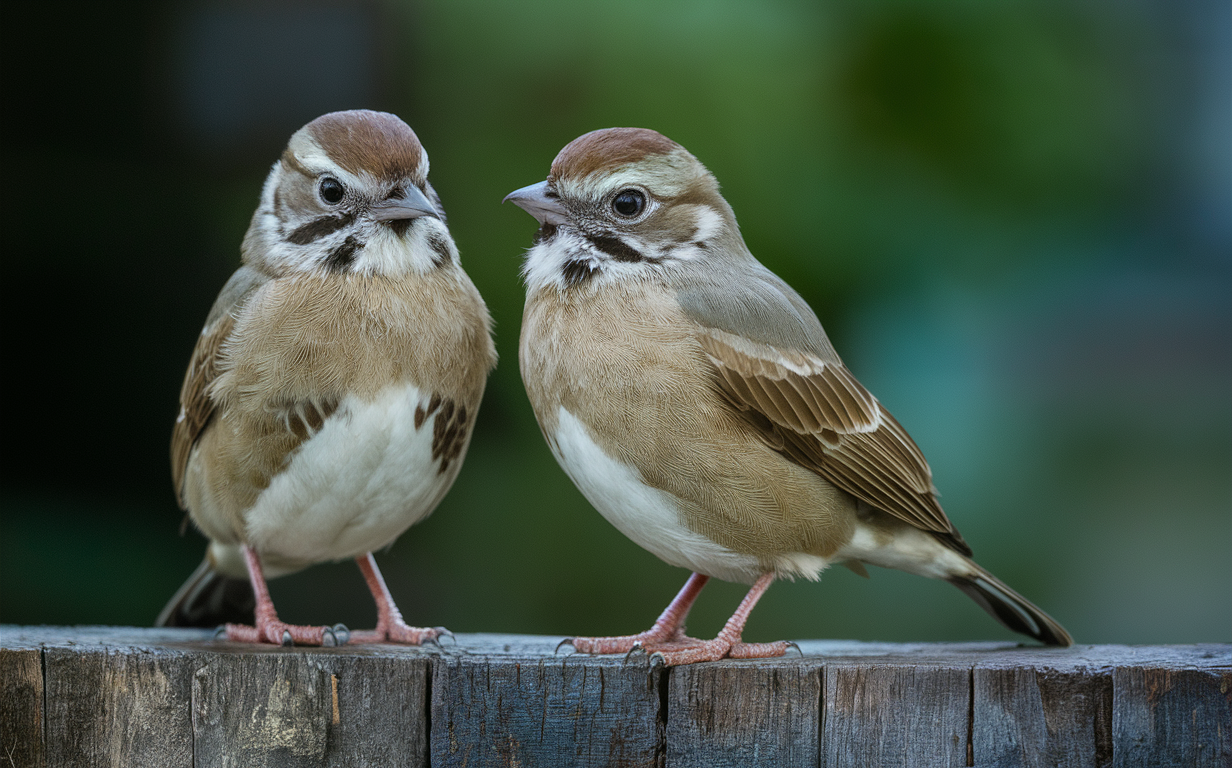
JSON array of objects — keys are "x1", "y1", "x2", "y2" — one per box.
[
  {"x1": 242, "y1": 381, "x2": 465, "y2": 571},
  {"x1": 548, "y1": 404, "x2": 770, "y2": 583},
  {"x1": 519, "y1": 285, "x2": 859, "y2": 580},
  {"x1": 184, "y1": 270, "x2": 492, "y2": 570},
  {"x1": 519, "y1": 283, "x2": 704, "y2": 438}
]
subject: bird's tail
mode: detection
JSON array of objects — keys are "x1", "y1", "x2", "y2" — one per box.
[
  {"x1": 155, "y1": 557, "x2": 255, "y2": 628},
  {"x1": 948, "y1": 563, "x2": 1072, "y2": 647}
]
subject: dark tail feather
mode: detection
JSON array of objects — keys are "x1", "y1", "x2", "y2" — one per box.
[
  {"x1": 949, "y1": 566, "x2": 1072, "y2": 647},
  {"x1": 156, "y1": 559, "x2": 255, "y2": 628}
]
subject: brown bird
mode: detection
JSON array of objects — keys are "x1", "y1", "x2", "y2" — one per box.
[
  {"x1": 157, "y1": 110, "x2": 496, "y2": 645},
  {"x1": 507, "y1": 127, "x2": 1071, "y2": 666}
]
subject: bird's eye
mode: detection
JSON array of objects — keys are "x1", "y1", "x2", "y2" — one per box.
[
  {"x1": 611, "y1": 189, "x2": 646, "y2": 218},
  {"x1": 319, "y1": 177, "x2": 345, "y2": 205}
]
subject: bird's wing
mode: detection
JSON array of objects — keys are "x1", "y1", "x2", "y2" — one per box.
[
  {"x1": 170, "y1": 266, "x2": 266, "y2": 508},
  {"x1": 678, "y1": 269, "x2": 969, "y2": 554}
]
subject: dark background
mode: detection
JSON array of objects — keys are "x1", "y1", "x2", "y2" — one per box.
[{"x1": 3, "y1": 0, "x2": 1228, "y2": 645}]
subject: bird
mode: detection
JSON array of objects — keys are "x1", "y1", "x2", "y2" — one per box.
[
  {"x1": 156, "y1": 110, "x2": 496, "y2": 646},
  {"x1": 506, "y1": 127, "x2": 1071, "y2": 666}
]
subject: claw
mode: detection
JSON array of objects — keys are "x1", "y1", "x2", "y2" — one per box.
[
  {"x1": 622, "y1": 643, "x2": 647, "y2": 664},
  {"x1": 432, "y1": 626, "x2": 455, "y2": 645},
  {"x1": 280, "y1": 630, "x2": 294, "y2": 646},
  {"x1": 322, "y1": 627, "x2": 338, "y2": 647},
  {"x1": 648, "y1": 651, "x2": 667, "y2": 669},
  {"x1": 332, "y1": 624, "x2": 350, "y2": 645},
  {"x1": 213, "y1": 625, "x2": 227, "y2": 640},
  {"x1": 786, "y1": 640, "x2": 803, "y2": 658},
  {"x1": 555, "y1": 638, "x2": 578, "y2": 655}
]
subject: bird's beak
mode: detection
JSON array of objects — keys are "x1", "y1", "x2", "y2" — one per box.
[
  {"x1": 503, "y1": 181, "x2": 569, "y2": 226},
  {"x1": 370, "y1": 184, "x2": 439, "y2": 221}
]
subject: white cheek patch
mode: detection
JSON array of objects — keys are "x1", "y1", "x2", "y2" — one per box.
[
  {"x1": 521, "y1": 231, "x2": 596, "y2": 292},
  {"x1": 355, "y1": 220, "x2": 450, "y2": 276},
  {"x1": 522, "y1": 228, "x2": 675, "y2": 293},
  {"x1": 262, "y1": 234, "x2": 325, "y2": 273},
  {"x1": 259, "y1": 213, "x2": 449, "y2": 278},
  {"x1": 653, "y1": 204, "x2": 724, "y2": 263},
  {"x1": 519, "y1": 201, "x2": 724, "y2": 292},
  {"x1": 688, "y1": 204, "x2": 724, "y2": 243},
  {"x1": 521, "y1": 241, "x2": 562, "y2": 292}
]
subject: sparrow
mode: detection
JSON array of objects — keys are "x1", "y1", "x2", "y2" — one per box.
[
  {"x1": 506, "y1": 127, "x2": 1071, "y2": 666},
  {"x1": 156, "y1": 110, "x2": 496, "y2": 645}
]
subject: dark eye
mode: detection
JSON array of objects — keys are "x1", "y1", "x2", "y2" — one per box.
[
  {"x1": 611, "y1": 189, "x2": 646, "y2": 218},
  {"x1": 319, "y1": 177, "x2": 345, "y2": 205}
]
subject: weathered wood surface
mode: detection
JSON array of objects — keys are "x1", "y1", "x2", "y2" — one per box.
[{"x1": 1, "y1": 627, "x2": 1228, "y2": 768}]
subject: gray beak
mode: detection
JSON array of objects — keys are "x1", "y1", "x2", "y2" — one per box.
[
  {"x1": 503, "y1": 181, "x2": 569, "y2": 226},
  {"x1": 370, "y1": 184, "x2": 439, "y2": 221}
]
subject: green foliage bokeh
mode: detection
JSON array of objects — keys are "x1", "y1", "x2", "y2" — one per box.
[{"x1": 2, "y1": 0, "x2": 1228, "y2": 644}]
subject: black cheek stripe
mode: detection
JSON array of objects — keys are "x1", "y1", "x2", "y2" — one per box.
[
  {"x1": 586, "y1": 234, "x2": 646, "y2": 263},
  {"x1": 561, "y1": 259, "x2": 598, "y2": 287},
  {"x1": 286, "y1": 213, "x2": 356, "y2": 245},
  {"x1": 426, "y1": 231, "x2": 452, "y2": 267},
  {"x1": 323, "y1": 235, "x2": 363, "y2": 272}
]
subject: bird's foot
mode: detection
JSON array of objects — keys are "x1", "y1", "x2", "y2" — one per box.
[
  {"x1": 566, "y1": 626, "x2": 696, "y2": 655},
  {"x1": 223, "y1": 620, "x2": 345, "y2": 647},
  {"x1": 650, "y1": 638, "x2": 790, "y2": 667},
  {"x1": 347, "y1": 619, "x2": 449, "y2": 646}
]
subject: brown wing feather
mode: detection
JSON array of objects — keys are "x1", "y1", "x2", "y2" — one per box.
[
  {"x1": 697, "y1": 328, "x2": 971, "y2": 555},
  {"x1": 170, "y1": 312, "x2": 234, "y2": 508},
  {"x1": 170, "y1": 266, "x2": 269, "y2": 509}
]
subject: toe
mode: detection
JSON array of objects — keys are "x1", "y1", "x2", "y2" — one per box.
[
  {"x1": 727, "y1": 641, "x2": 789, "y2": 659},
  {"x1": 223, "y1": 623, "x2": 260, "y2": 643}
]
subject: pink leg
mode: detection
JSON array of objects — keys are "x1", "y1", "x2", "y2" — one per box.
[
  {"x1": 344, "y1": 553, "x2": 443, "y2": 645},
  {"x1": 569, "y1": 572, "x2": 710, "y2": 654},
  {"x1": 223, "y1": 546, "x2": 337, "y2": 646},
  {"x1": 650, "y1": 572, "x2": 788, "y2": 666}
]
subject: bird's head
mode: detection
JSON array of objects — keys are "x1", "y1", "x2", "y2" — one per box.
[
  {"x1": 244, "y1": 110, "x2": 455, "y2": 277},
  {"x1": 506, "y1": 127, "x2": 746, "y2": 291}
]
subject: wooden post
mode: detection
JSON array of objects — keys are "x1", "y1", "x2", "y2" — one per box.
[{"x1": 2, "y1": 627, "x2": 1228, "y2": 767}]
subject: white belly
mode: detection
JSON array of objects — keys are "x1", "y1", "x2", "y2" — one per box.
[
  {"x1": 244, "y1": 382, "x2": 456, "y2": 568},
  {"x1": 551, "y1": 406, "x2": 771, "y2": 583}
]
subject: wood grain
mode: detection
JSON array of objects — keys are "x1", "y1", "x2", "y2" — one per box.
[
  {"x1": 1112, "y1": 665, "x2": 1232, "y2": 768},
  {"x1": 43, "y1": 646, "x2": 195, "y2": 768},
  {"x1": 189, "y1": 649, "x2": 431, "y2": 767},
  {"x1": 2, "y1": 627, "x2": 1229, "y2": 768},
  {"x1": 192, "y1": 653, "x2": 330, "y2": 768},
  {"x1": 823, "y1": 661, "x2": 970, "y2": 768},
  {"x1": 667, "y1": 660, "x2": 820, "y2": 767},
  {"x1": 973, "y1": 659, "x2": 1113, "y2": 767},
  {"x1": 0, "y1": 649, "x2": 44, "y2": 768},
  {"x1": 322, "y1": 654, "x2": 429, "y2": 766},
  {"x1": 430, "y1": 652, "x2": 666, "y2": 767}
]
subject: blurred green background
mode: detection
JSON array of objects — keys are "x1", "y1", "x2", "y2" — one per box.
[{"x1": 2, "y1": 0, "x2": 1228, "y2": 646}]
